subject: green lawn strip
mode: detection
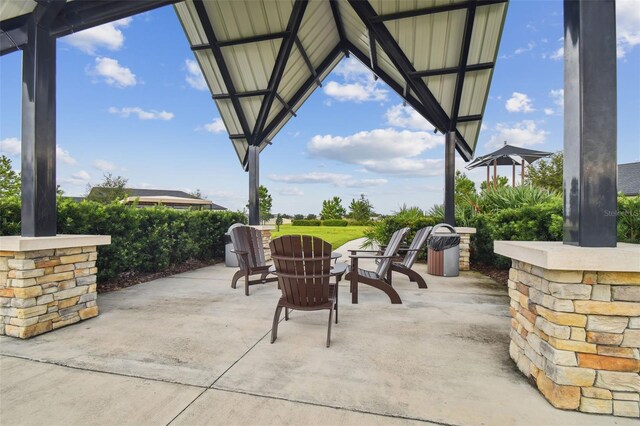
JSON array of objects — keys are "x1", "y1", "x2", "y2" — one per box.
[{"x1": 271, "y1": 225, "x2": 368, "y2": 249}]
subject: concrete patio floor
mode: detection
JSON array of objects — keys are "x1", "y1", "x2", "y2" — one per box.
[{"x1": 1, "y1": 240, "x2": 635, "y2": 425}]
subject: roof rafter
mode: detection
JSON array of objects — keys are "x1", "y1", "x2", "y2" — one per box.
[
  {"x1": 256, "y1": 44, "x2": 343, "y2": 151},
  {"x1": 457, "y1": 114, "x2": 482, "y2": 123},
  {"x1": 450, "y1": 3, "x2": 477, "y2": 130},
  {"x1": 212, "y1": 89, "x2": 270, "y2": 100},
  {"x1": 410, "y1": 61, "x2": 493, "y2": 78},
  {"x1": 367, "y1": 29, "x2": 378, "y2": 79},
  {"x1": 294, "y1": 37, "x2": 322, "y2": 87},
  {"x1": 191, "y1": 31, "x2": 289, "y2": 50},
  {"x1": 329, "y1": 0, "x2": 347, "y2": 53},
  {"x1": 371, "y1": 0, "x2": 506, "y2": 22},
  {"x1": 251, "y1": 0, "x2": 308, "y2": 145},
  {"x1": 348, "y1": 0, "x2": 451, "y2": 133},
  {"x1": 193, "y1": 0, "x2": 254, "y2": 143}
]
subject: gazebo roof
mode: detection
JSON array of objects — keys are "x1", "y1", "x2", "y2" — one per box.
[
  {"x1": 1, "y1": 0, "x2": 509, "y2": 167},
  {"x1": 174, "y1": 0, "x2": 509, "y2": 167},
  {"x1": 466, "y1": 143, "x2": 552, "y2": 169}
]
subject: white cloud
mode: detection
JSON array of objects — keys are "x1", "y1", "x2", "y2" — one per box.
[
  {"x1": 59, "y1": 170, "x2": 91, "y2": 186},
  {"x1": 486, "y1": 120, "x2": 549, "y2": 148},
  {"x1": 73, "y1": 170, "x2": 91, "y2": 181},
  {"x1": 0, "y1": 137, "x2": 21, "y2": 155},
  {"x1": 323, "y1": 57, "x2": 387, "y2": 103},
  {"x1": 308, "y1": 128, "x2": 442, "y2": 164},
  {"x1": 56, "y1": 146, "x2": 76, "y2": 165},
  {"x1": 544, "y1": 108, "x2": 554, "y2": 116},
  {"x1": 550, "y1": 47, "x2": 564, "y2": 60},
  {"x1": 1, "y1": 139, "x2": 76, "y2": 165},
  {"x1": 93, "y1": 160, "x2": 116, "y2": 172},
  {"x1": 63, "y1": 18, "x2": 132, "y2": 55},
  {"x1": 268, "y1": 172, "x2": 387, "y2": 188},
  {"x1": 203, "y1": 117, "x2": 226, "y2": 133},
  {"x1": 505, "y1": 92, "x2": 535, "y2": 113},
  {"x1": 323, "y1": 81, "x2": 387, "y2": 103},
  {"x1": 108, "y1": 107, "x2": 174, "y2": 120},
  {"x1": 514, "y1": 41, "x2": 536, "y2": 55},
  {"x1": 385, "y1": 104, "x2": 435, "y2": 131},
  {"x1": 549, "y1": 89, "x2": 564, "y2": 114},
  {"x1": 279, "y1": 187, "x2": 304, "y2": 196},
  {"x1": 359, "y1": 158, "x2": 443, "y2": 177},
  {"x1": 185, "y1": 59, "x2": 208, "y2": 91},
  {"x1": 616, "y1": 0, "x2": 640, "y2": 58},
  {"x1": 90, "y1": 57, "x2": 137, "y2": 88}
]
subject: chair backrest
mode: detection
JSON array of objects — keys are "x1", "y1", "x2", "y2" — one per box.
[
  {"x1": 375, "y1": 227, "x2": 410, "y2": 278},
  {"x1": 231, "y1": 226, "x2": 265, "y2": 269},
  {"x1": 401, "y1": 226, "x2": 433, "y2": 268},
  {"x1": 270, "y1": 235, "x2": 333, "y2": 308}
]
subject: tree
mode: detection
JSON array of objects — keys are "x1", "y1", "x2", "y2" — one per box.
[
  {"x1": 320, "y1": 196, "x2": 346, "y2": 220},
  {"x1": 526, "y1": 152, "x2": 563, "y2": 193},
  {"x1": 293, "y1": 214, "x2": 305, "y2": 220},
  {"x1": 480, "y1": 176, "x2": 509, "y2": 191},
  {"x1": 86, "y1": 173, "x2": 129, "y2": 203},
  {"x1": 258, "y1": 185, "x2": 272, "y2": 224},
  {"x1": 306, "y1": 213, "x2": 317, "y2": 220},
  {"x1": 275, "y1": 214, "x2": 283, "y2": 231},
  {"x1": 455, "y1": 170, "x2": 476, "y2": 205},
  {"x1": 348, "y1": 194, "x2": 374, "y2": 223},
  {"x1": 0, "y1": 155, "x2": 20, "y2": 198},
  {"x1": 189, "y1": 189, "x2": 204, "y2": 199}
]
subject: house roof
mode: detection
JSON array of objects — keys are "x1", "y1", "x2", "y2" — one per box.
[
  {"x1": 619, "y1": 162, "x2": 640, "y2": 196},
  {"x1": 124, "y1": 195, "x2": 212, "y2": 205},
  {"x1": 174, "y1": 0, "x2": 509, "y2": 165}
]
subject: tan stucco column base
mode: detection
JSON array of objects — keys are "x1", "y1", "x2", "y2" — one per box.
[
  {"x1": 0, "y1": 235, "x2": 111, "y2": 339},
  {"x1": 495, "y1": 241, "x2": 640, "y2": 418}
]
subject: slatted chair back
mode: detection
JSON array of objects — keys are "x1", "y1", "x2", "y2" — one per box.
[
  {"x1": 270, "y1": 235, "x2": 333, "y2": 308},
  {"x1": 375, "y1": 227, "x2": 410, "y2": 278},
  {"x1": 401, "y1": 226, "x2": 433, "y2": 268},
  {"x1": 231, "y1": 226, "x2": 265, "y2": 269}
]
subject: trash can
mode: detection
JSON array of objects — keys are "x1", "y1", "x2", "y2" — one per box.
[
  {"x1": 225, "y1": 223, "x2": 244, "y2": 267},
  {"x1": 427, "y1": 224, "x2": 460, "y2": 277}
]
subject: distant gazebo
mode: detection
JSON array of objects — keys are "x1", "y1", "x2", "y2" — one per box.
[{"x1": 466, "y1": 142, "x2": 552, "y2": 188}]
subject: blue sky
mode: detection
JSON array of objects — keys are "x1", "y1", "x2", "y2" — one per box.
[{"x1": 1, "y1": 0, "x2": 639, "y2": 215}]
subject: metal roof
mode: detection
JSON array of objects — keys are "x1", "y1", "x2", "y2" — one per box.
[
  {"x1": 618, "y1": 162, "x2": 640, "y2": 196},
  {"x1": 175, "y1": 0, "x2": 509, "y2": 166}
]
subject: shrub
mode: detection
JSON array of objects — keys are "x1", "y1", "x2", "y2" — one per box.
[
  {"x1": 1, "y1": 197, "x2": 246, "y2": 285},
  {"x1": 322, "y1": 219, "x2": 348, "y2": 227},
  {"x1": 292, "y1": 219, "x2": 321, "y2": 226},
  {"x1": 618, "y1": 195, "x2": 640, "y2": 244}
]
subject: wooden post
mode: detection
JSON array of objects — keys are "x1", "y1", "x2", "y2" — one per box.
[
  {"x1": 493, "y1": 159, "x2": 497, "y2": 189},
  {"x1": 512, "y1": 161, "x2": 516, "y2": 187},
  {"x1": 486, "y1": 164, "x2": 490, "y2": 188},
  {"x1": 521, "y1": 160, "x2": 525, "y2": 186}
]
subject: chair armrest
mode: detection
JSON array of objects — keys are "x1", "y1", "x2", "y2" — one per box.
[
  {"x1": 349, "y1": 254, "x2": 403, "y2": 261},
  {"x1": 349, "y1": 249, "x2": 382, "y2": 253}
]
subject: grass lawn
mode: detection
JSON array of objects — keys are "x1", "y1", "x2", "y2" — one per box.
[{"x1": 271, "y1": 225, "x2": 369, "y2": 249}]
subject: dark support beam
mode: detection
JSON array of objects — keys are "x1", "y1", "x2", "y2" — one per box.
[
  {"x1": 563, "y1": 0, "x2": 617, "y2": 247},
  {"x1": 367, "y1": 29, "x2": 378, "y2": 79},
  {"x1": 191, "y1": 31, "x2": 289, "y2": 50},
  {"x1": 372, "y1": 0, "x2": 506, "y2": 22},
  {"x1": 212, "y1": 89, "x2": 270, "y2": 100},
  {"x1": 193, "y1": 0, "x2": 253, "y2": 143},
  {"x1": 349, "y1": 0, "x2": 451, "y2": 133},
  {"x1": 1, "y1": 13, "x2": 30, "y2": 55},
  {"x1": 457, "y1": 114, "x2": 482, "y2": 123},
  {"x1": 275, "y1": 93, "x2": 297, "y2": 117},
  {"x1": 444, "y1": 132, "x2": 456, "y2": 227},
  {"x1": 252, "y1": 0, "x2": 308, "y2": 144},
  {"x1": 294, "y1": 37, "x2": 322, "y2": 87},
  {"x1": 259, "y1": 44, "x2": 342, "y2": 143},
  {"x1": 248, "y1": 146, "x2": 260, "y2": 225},
  {"x1": 450, "y1": 4, "x2": 476, "y2": 130},
  {"x1": 21, "y1": 14, "x2": 58, "y2": 236},
  {"x1": 329, "y1": 0, "x2": 347, "y2": 52},
  {"x1": 410, "y1": 62, "x2": 493, "y2": 78}
]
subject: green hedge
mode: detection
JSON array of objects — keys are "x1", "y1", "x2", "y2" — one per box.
[
  {"x1": 322, "y1": 219, "x2": 348, "y2": 227},
  {"x1": 0, "y1": 196, "x2": 246, "y2": 284},
  {"x1": 292, "y1": 219, "x2": 321, "y2": 226}
]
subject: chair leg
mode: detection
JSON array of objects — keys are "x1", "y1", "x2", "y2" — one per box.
[
  {"x1": 335, "y1": 283, "x2": 339, "y2": 324},
  {"x1": 244, "y1": 274, "x2": 250, "y2": 296},
  {"x1": 271, "y1": 305, "x2": 283, "y2": 344},
  {"x1": 231, "y1": 270, "x2": 244, "y2": 289},
  {"x1": 285, "y1": 308, "x2": 289, "y2": 321},
  {"x1": 326, "y1": 307, "x2": 334, "y2": 348}
]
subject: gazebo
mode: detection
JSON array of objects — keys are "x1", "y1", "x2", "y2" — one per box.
[{"x1": 465, "y1": 142, "x2": 552, "y2": 188}]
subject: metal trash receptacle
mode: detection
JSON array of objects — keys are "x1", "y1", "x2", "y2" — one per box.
[
  {"x1": 225, "y1": 223, "x2": 244, "y2": 267},
  {"x1": 427, "y1": 224, "x2": 460, "y2": 277}
]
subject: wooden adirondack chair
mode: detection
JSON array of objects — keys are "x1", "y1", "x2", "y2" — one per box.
[
  {"x1": 345, "y1": 227, "x2": 410, "y2": 304},
  {"x1": 389, "y1": 226, "x2": 433, "y2": 288},
  {"x1": 269, "y1": 235, "x2": 337, "y2": 347},
  {"x1": 230, "y1": 226, "x2": 278, "y2": 296}
]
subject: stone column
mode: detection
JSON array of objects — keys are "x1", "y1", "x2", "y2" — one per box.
[
  {"x1": 250, "y1": 225, "x2": 274, "y2": 262},
  {"x1": 455, "y1": 227, "x2": 475, "y2": 271},
  {"x1": 0, "y1": 235, "x2": 110, "y2": 339},
  {"x1": 495, "y1": 241, "x2": 639, "y2": 418}
]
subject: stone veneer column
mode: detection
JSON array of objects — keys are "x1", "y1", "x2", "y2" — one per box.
[
  {"x1": 0, "y1": 235, "x2": 110, "y2": 339},
  {"x1": 251, "y1": 225, "x2": 274, "y2": 262},
  {"x1": 455, "y1": 227, "x2": 475, "y2": 271},
  {"x1": 495, "y1": 241, "x2": 640, "y2": 418}
]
